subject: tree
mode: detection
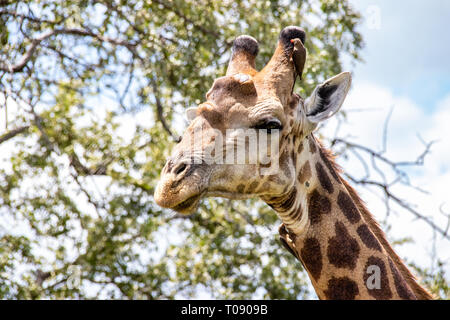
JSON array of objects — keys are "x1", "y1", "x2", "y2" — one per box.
[{"x1": 0, "y1": 0, "x2": 447, "y2": 299}]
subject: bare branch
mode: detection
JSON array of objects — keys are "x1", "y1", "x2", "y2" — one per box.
[
  {"x1": 0, "y1": 28, "x2": 137, "y2": 73},
  {"x1": 344, "y1": 174, "x2": 450, "y2": 241},
  {"x1": 69, "y1": 152, "x2": 113, "y2": 176},
  {"x1": 439, "y1": 204, "x2": 450, "y2": 238},
  {"x1": 0, "y1": 125, "x2": 29, "y2": 144},
  {"x1": 333, "y1": 138, "x2": 435, "y2": 169},
  {"x1": 0, "y1": 9, "x2": 62, "y2": 25},
  {"x1": 150, "y1": 77, "x2": 181, "y2": 142},
  {"x1": 70, "y1": 171, "x2": 106, "y2": 214},
  {"x1": 329, "y1": 106, "x2": 447, "y2": 242},
  {"x1": 0, "y1": 30, "x2": 53, "y2": 73}
]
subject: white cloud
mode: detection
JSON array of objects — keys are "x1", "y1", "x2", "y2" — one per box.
[{"x1": 347, "y1": 0, "x2": 450, "y2": 107}]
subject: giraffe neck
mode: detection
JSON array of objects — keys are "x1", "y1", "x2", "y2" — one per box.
[{"x1": 265, "y1": 134, "x2": 432, "y2": 300}]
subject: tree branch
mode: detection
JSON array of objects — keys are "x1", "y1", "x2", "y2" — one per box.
[
  {"x1": 0, "y1": 125, "x2": 30, "y2": 144},
  {"x1": 344, "y1": 174, "x2": 450, "y2": 241},
  {"x1": 150, "y1": 77, "x2": 181, "y2": 142},
  {"x1": 332, "y1": 138, "x2": 435, "y2": 169},
  {"x1": 0, "y1": 9, "x2": 62, "y2": 25},
  {"x1": 0, "y1": 27, "x2": 137, "y2": 73}
]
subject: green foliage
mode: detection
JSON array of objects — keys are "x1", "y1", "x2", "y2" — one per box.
[
  {"x1": 0, "y1": 0, "x2": 368, "y2": 299},
  {"x1": 410, "y1": 261, "x2": 449, "y2": 300}
]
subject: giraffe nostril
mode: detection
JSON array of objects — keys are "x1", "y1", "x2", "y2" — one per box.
[{"x1": 173, "y1": 163, "x2": 188, "y2": 176}]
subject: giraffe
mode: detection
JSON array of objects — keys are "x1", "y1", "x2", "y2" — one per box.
[{"x1": 154, "y1": 26, "x2": 433, "y2": 300}]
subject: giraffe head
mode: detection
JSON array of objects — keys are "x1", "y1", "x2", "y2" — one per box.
[{"x1": 155, "y1": 26, "x2": 351, "y2": 214}]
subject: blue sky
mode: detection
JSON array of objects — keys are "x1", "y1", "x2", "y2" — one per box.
[{"x1": 347, "y1": 0, "x2": 450, "y2": 108}]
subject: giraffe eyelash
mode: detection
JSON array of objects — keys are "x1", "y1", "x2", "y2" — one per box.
[{"x1": 251, "y1": 119, "x2": 283, "y2": 133}]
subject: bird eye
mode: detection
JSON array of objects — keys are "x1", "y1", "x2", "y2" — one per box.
[{"x1": 252, "y1": 119, "x2": 283, "y2": 133}]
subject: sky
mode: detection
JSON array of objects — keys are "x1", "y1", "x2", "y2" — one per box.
[
  {"x1": 324, "y1": 0, "x2": 450, "y2": 275},
  {"x1": 347, "y1": 0, "x2": 450, "y2": 108}
]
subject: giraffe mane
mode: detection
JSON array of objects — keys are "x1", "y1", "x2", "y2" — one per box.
[{"x1": 315, "y1": 137, "x2": 434, "y2": 300}]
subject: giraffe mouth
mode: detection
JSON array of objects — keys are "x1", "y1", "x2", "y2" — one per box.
[
  {"x1": 172, "y1": 193, "x2": 203, "y2": 213},
  {"x1": 171, "y1": 190, "x2": 254, "y2": 214}
]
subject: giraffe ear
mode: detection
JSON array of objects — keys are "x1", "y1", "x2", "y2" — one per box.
[
  {"x1": 186, "y1": 107, "x2": 198, "y2": 122},
  {"x1": 305, "y1": 72, "x2": 352, "y2": 123}
]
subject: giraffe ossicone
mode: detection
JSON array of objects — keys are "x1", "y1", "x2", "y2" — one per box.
[{"x1": 154, "y1": 26, "x2": 433, "y2": 300}]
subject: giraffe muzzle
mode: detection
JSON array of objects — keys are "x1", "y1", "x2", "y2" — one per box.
[{"x1": 154, "y1": 159, "x2": 208, "y2": 214}]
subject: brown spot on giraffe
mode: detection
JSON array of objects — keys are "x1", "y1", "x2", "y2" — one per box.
[
  {"x1": 297, "y1": 141, "x2": 304, "y2": 154},
  {"x1": 319, "y1": 147, "x2": 341, "y2": 184},
  {"x1": 279, "y1": 150, "x2": 293, "y2": 180},
  {"x1": 246, "y1": 181, "x2": 259, "y2": 194},
  {"x1": 291, "y1": 148, "x2": 297, "y2": 166},
  {"x1": 363, "y1": 256, "x2": 393, "y2": 300},
  {"x1": 298, "y1": 161, "x2": 312, "y2": 184},
  {"x1": 289, "y1": 94, "x2": 299, "y2": 110},
  {"x1": 388, "y1": 258, "x2": 416, "y2": 300},
  {"x1": 300, "y1": 237, "x2": 322, "y2": 281},
  {"x1": 324, "y1": 277, "x2": 359, "y2": 300},
  {"x1": 236, "y1": 184, "x2": 245, "y2": 194},
  {"x1": 308, "y1": 189, "x2": 331, "y2": 225},
  {"x1": 315, "y1": 162, "x2": 334, "y2": 194},
  {"x1": 357, "y1": 224, "x2": 382, "y2": 252},
  {"x1": 337, "y1": 191, "x2": 361, "y2": 224},
  {"x1": 308, "y1": 135, "x2": 317, "y2": 153},
  {"x1": 327, "y1": 221, "x2": 360, "y2": 270}
]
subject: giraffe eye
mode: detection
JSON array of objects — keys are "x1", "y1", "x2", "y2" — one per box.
[{"x1": 252, "y1": 119, "x2": 283, "y2": 133}]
